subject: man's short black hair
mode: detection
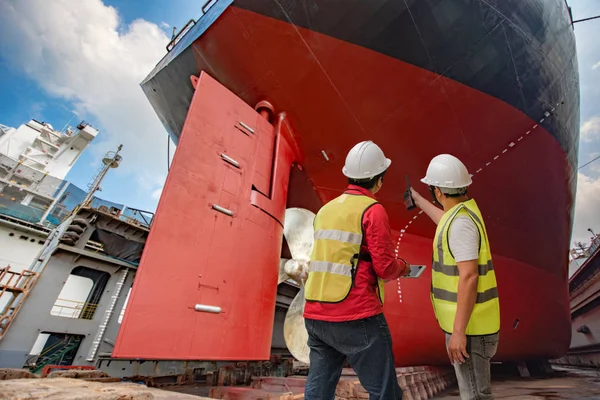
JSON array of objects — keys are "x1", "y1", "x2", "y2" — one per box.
[{"x1": 348, "y1": 171, "x2": 386, "y2": 190}]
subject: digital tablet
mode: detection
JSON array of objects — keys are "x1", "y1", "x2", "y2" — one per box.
[{"x1": 405, "y1": 265, "x2": 426, "y2": 278}]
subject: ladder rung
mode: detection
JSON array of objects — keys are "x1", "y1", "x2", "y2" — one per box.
[{"x1": 0, "y1": 287, "x2": 25, "y2": 293}]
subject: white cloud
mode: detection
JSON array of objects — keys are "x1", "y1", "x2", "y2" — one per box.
[
  {"x1": 160, "y1": 21, "x2": 170, "y2": 29},
  {"x1": 593, "y1": 61, "x2": 600, "y2": 70},
  {"x1": 0, "y1": 0, "x2": 170, "y2": 204},
  {"x1": 581, "y1": 117, "x2": 600, "y2": 142},
  {"x1": 29, "y1": 102, "x2": 46, "y2": 120},
  {"x1": 136, "y1": 170, "x2": 166, "y2": 205},
  {"x1": 572, "y1": 172, "x2": 600, "y2": 244},
  {"x1": 138, "y1": 171, "x2": 166, "y2": 192},
  {"x1": 151, "y1": 187, "x2": 163, "y2": 201}
]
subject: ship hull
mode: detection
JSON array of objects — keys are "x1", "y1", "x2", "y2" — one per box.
[{"x1": 118, "y1": 0, "x2": 579, "y2": 365}]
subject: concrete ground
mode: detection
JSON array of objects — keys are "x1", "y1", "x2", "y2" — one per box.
[
  {"x1": 433, "y1": 366, "x2": 600, "y2": 399},
  {"x1": 160, "y1": 366, "x2": 600, "y2": 399},
  {"x1": 0, "y1": 377, "x2": 209, "y2": 400},
  {"x1": 6, "y1": 366, "x2": 598, "y2": 399}
]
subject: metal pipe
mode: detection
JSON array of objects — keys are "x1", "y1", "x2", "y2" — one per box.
[
  {"x1": 212, "y1": 204, "x2": 233, "y2": 217},
  {"x1": 238, "y1": 121, "x2": 255, "y2": 134},
  {"x1": 194, "y1": 304, "x2": 222, "y2": 314},
  {"x1": 255, "y1": 100, "x2": 275, "y2": 123},
  {"x1": 220, "y1": 154, "x2": 240, "y2": 168}
]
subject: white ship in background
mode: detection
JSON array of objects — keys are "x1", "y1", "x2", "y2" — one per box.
[
  {"x1": 0, "y1": 119, "x2": 151, "y2": 326},
  {"x1": 569, "y1": 232, "x2": 600, "y2": 279},
  {"x1": 0, "y1": 119, "x2": 98, "y2": 271}
]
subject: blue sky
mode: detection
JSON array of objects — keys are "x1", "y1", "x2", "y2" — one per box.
[
  {"x1": 0, "y1": 0, "x2": 202, "y2": 212},
  {"x1": 567, "y1": 1, "x2": 600, "y2": 244},
  {"x1": 0, "y1": 0, "x2": 599, "y2": 244}
]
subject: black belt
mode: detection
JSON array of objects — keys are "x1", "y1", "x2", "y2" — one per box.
[
  {"x1": 350, "y1": 252, "x2": 371, "y2": 285},
  {"x1": 350, "y1": 252, "x2": 371, "y2": 266},
  {"x1": 358, "y1": 253, "x2": 372, "y2": 262}
]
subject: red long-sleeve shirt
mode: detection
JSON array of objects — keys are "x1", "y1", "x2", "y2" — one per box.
[{"x1": 303, "y1": 185, "x2": 408, "y2": 322}]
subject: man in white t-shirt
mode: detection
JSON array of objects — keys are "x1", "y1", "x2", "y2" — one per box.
[
  {"x1": 448, "y1": 215, "x2": 480, "y2": 263},
  {"x1": 410, "y1": 154, "x2": 500, "y2": 400}
]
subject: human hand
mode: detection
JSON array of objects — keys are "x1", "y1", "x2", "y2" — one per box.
[
  {"x1": 410, "y1": 187, "x2": 423, "y2": 204},
  {"x1": 285, "y1": 260, "x2": 309, "y2": 284},
  {"x1": 447, "y1": 332, "x2": 469, "y2": 365},
  {"x1": 398, "y1": 259, "x2": 411, "y2": 277}
]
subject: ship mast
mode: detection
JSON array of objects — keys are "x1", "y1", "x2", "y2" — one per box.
[
  {"x1": 82, "y1": 145, "x2": 123, "y2": 208},
  {"x1": 28, "y1": 144, "x2": 123, "y2": 274}
]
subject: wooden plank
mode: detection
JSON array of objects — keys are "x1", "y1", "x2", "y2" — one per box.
[{"x1": 209, "y1": 366, "x2": 457, "y2": 400}]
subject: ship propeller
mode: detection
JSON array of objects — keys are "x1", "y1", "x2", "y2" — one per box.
[{"x1": 279, "y1": 207, "x2": 315, "y2": 364}]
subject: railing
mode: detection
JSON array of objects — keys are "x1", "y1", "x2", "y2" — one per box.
[
  {"x1": 0, "y1": 124, "x2": 13, "y2": 137},
  {"x1": 121, "y1": 207, "x2": 154, "y2": 228},
  {"x1": 0, "y1": 153, "x2": 65, "y2": 199},
  {"x1": 89, "y1": 198, "x2": 123, "y2": 213},
  {"x1": 51, "y1": 298, "x2": 98, "y2": 320},
  {"x1": 166, "y1": 19, "x2": 196, "y2": 52},
  {"x1": 25, "y1": 336, "x2": 66, "y2": 367},
  {"x1": 165, "y1": 0, "x2": 220, "y2": 53},
  {"x1": 0, "y1": 267, "x2": 37, "y2": 290},
  {"x1": 589, "y1": 236, "x2": 600, "y2": 255},
  {"x1": 27, "y1": 337, "x2": 82, "y2": 373},
  {"x1": 0, "y1": 204, "x2": 45, "y2": 224}
]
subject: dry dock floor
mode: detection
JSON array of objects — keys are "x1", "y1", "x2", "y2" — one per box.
[
  {"x1": 0, "y1": 377, "x2": 208, "y2": 399},
  {"x1": 434, "y1": 366, "x2": 600, "y2": 399},
  {"x1": 160, "y1": 366, "x2": 600, "y2": 399},
  {"x1": 2, "y1": 366, "x2": 600, "y2": 399}
]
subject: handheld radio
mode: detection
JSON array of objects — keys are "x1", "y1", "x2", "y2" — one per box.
[{"x1": 403, "y1": 175, "x2": 416, "y2": 211}]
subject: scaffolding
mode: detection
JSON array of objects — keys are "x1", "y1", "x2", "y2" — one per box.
[{"x1": 0, "y1": 266, "x2": 38, "y2": 340}]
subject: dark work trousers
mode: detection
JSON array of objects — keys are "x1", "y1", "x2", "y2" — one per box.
[{"x1": 304, "y1": 313, "x2": 402, "y2": 400}]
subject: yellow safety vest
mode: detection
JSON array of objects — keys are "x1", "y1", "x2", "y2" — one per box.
[
  {"x1": 431, "y1": 199, "x2": 500, "y2": 336},
  {"x1": 305, "y1": 193, "x2": 386, "y2": 304}
]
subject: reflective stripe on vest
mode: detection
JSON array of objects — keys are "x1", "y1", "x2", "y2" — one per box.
[
  {"x1": 305, "y1": 193, "x2": 386, "y2": 304},
  {"x1": 430, "y1": 199, "x2": 500, "y2": 336}
]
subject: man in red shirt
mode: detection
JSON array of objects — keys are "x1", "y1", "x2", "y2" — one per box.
[{"x1": 303, "y1": 141, "x2": 410, "y2": 399}]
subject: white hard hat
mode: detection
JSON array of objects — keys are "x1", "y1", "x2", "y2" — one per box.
[
  {"x1": 342, "y1": 141, "x2": 392, "y2": 179},
  {"x1": 421, "y1": 154, "x2": 472, "y2": 190}
]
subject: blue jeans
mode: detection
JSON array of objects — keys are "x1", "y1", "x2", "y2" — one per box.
[
  {"x1": 304, "y1": 314, "x2": 402, "y2": 400},
  {"x1": 445, "y1": 333, "x2": 499, "y2": 400}
]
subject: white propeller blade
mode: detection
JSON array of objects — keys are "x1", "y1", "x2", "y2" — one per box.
[
  {"x1": 280, "y1": 207, "x2": 315, "y2": 364},
  {"x1": 278, "y1": 258, "x2": 290, "y2": 285},
  {"x1": 283, "y1": 285, "x2": 310, "y2": 364},
  {"x1": 283, "y1": 208, "x2": 315, "y2": 262},
  {"x1": 278, "y1": 259, "x2": 310, "y2": 285}
]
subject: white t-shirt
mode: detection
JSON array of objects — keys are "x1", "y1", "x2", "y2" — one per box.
[{"x1": 448, "y1": 215, "x2": 480, "y2": 262}]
